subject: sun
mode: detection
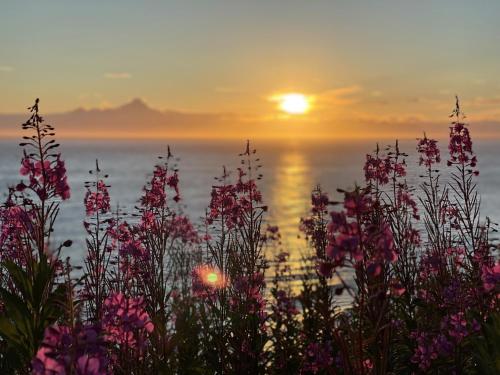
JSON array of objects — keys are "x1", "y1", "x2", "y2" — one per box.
[{"x1": 272, "y1": 93, "x2": 311, "y2": 115}]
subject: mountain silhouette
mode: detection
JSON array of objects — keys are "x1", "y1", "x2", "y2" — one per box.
[{"x1": 0, "y1": 99, "x2": 236, "y2": 138}]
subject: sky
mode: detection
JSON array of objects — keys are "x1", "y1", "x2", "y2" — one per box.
[{"x1": 1, "y1": 1, "x2": 500, "y2": 137}]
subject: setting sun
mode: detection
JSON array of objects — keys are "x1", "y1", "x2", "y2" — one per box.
[{"x1": 274, "y1": 93, "x2": 311, "y2": 115}]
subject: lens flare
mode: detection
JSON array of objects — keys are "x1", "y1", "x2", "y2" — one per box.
[
  {"x1": 206, "y1": 272, "x2": 218, "y2": 283},
  {"x1": 193, "y1": 265, "x2": 227, "y2": 289}
]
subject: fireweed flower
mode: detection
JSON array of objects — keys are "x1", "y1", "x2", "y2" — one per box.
[
  {"x1": 208, "y1": 184, "x2": 241, "y2": 228},
  {"x1": 410, "y1": 331, "x2": 453, "y2": 371},
  {"x1": 311, "y1": 190, "x2": 329, "y2": 214},
  {"x1": 323, "y1": 188, "x2": 397, "y2": 277},
  {"x1": 19, "y1": 151, "x2": 70, "y2": 201},
  {"x1": 364, "y1": 154, "x2": 391, "y2": 185},
  {"x1": 417, "y1": 135, "x2": 441, "y2": 168},
  {"x1": 32, "y1": 324, "x2": 109, "y2": 375},
  {"x1": 119, "y1": 239, "x2": 148, "y2": 259},
  {"x1": 441, "y1": 312, "x2": 470, "y2": 343},
  {"x1": 396, "y1": 186, "x2": 420, "y2": 220},
  {"x1": 208, "y1": 166, "x2": 263, "y2": 229},
  {"x1": 231, "y1": 272, "x2": 267, "y2": 318},
  {"x1": 0, "y1": 198, "x2": 34, "y2": 262},
  {"x1": 102, "y1": 292, "x2": 154, "y2": 350},
  {"x1": 141, "y1": 164, "x2": 180, "y2": 208},
  {"x1": 481, "y1": 260, "x2": 500, "y2": 292},
  {"x1": 447, "y1": 98, "x2": 478, "y2": 175},
  {"x1": 261, "y1": 224, "x2": 281, "y2": 243},
  {"x1": 166, "y1": 215, "x2": 200, "y2": 244},
  {"x1": 448, "y1": 122, "x2": 476, "y2": 169},
  {"x1": 85, "y1": 180, "x2": 111, "y2": 216}
]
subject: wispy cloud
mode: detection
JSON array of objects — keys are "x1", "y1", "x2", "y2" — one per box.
[
  {"x1": 103, "y1": 72, "x2": 131, "y2": 79},
  {"x1": 315, "y1": 85, "x2": 363, "y2": 106},
  {"x1": 0, "y1": 65, "x2": 14, "y2": 72}
]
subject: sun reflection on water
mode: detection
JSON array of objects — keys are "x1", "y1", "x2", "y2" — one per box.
[
  {"x1": 266, "y1": 148, "x2": 352, "y2": 304},
  {"x1": 268, "y1": 151, "x2": 311, "y2": 282}
]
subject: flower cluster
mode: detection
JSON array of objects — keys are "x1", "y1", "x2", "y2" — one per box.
[
  {"x1": 364, "y1": 153, "x2": 391, "y2": 185},
  {"x1": 102, "y1": 292, "x2": 154, "y2": 350},
  {"x1": 481, "y1": 260, "x2": 500, "y2": 293},
  {"x1": 32, "y1": 324, "x2": 109, "y2": 375},
  {"x1": 141, "y1": 165, "x2": 180, "y2": 208},
  {"x1": 417, "y1": 135, "x2": 441, "y2": 168},
  {"x1": 364, "y1": 144, "x2": 407, "y2": 188},
  {"x1": 19, "y1": 152, "x2": 70, "y2": 201},
  {"x1": 85, "y1": 180, "x2": 111, "y2": 216},
  {"x1": 410, "y1": 331, "x2": 453, "y2": 371},
  {"x1": 0, "y1": 200, "x2": 32, "y2": 261},
  {"x1": 323, "y1": 189, "x2": 397, "y2": 276},
  {"x1": 448, "y1": 99, "x2": 478, "y2": 175},
  {"x1": 208, "y1": 166, "x2": 263, "y2": 229}
]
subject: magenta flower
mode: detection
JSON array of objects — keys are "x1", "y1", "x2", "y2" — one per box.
[
  {"x1": 441, "y1": 312, "x2": 469, "y2": 343},
  {"x1": 85, "y1": 180, "x2": 111, "y2": 216},
  {"x1": 20, "y1": 152, "x2": 70, "y2": 201},
  {"x1": 141, "y1": 164, "x2": 181, "y2": 207},
  {"x1": 481, "y1": 260, "x2": 500, "y2": 292},
  {"x1": 32, "y1": 324, "x2": 109, "y2": 375},
  {"x1": 102, "y1": 292, "x2": 154, "y2": 350},
  {"x1": 447, "y1": 101, "x2": 478, "y2": 175},
  {"x1": 417, "y1": 135, "x2": 441, "y2": 167},
  {"x1": 364, "y1": 153, "x2": 391, "y2": 185},
  {"x1": 323, "y1": 188, "x2": 397, "y2": 276}
]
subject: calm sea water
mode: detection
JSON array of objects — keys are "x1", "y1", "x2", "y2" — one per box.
[{"x1": 1, "y1": 138, "x2": 499, "y2": 302}]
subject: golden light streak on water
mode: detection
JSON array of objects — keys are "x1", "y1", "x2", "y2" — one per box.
[
  {"x1": 266, "y1": 147, "x2": 352, "y2": 305},
  {"x1": 267, "y1": 150, "x2": 312, "y2": 291}
]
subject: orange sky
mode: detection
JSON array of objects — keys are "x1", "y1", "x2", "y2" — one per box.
[{"x1": 1, "y1": 1, "x2": 500, "y2": 139}]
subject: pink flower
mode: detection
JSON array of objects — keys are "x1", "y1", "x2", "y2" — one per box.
[
  {"x1": 32, "y1": 324, "x2": 109, "y2": 375},
  {"x1": 323, "y1": 189, "x2": 397, "y2": 275},
  {"x1": 482, "y1": 260, "x2": 500, "y2": 292},
  {"x1": 441, "y1": 312, "x2": 469, "y2": 343},
  {"x1": 85, "y1": 180, "x2": 111, "y2": 216},
  {"x1": 447, "y1": 100, "x2": 478, "y2": 174},
  {"x1": 364, "y1": 153, "x2": 390, "y2": 185},
  {"x1": 19, "y1": 152, "x2": 70, "y2": 201},
  {"x1": 417, "y1": 135, "x2": 441, "y2": 167},
  {"x1": 311, "y1": 190, "x2": 329, "y2": 214},
  {"x1": 102, "y1": 292, "x2": 154, "y2": 350},
  {"x1": 120, "y1": 239, "x2": 148, "y2": 259},
  {"x1": 141, "y1": 164, "x2": 181, "y2": 208}
]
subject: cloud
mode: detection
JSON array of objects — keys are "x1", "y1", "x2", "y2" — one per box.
[
  {"x1": 0, "y1": 65, "x2": 14, "y2": 72},
  {"x1": 315, "y1": 85, "x2": 363, "y2": 106},
  {"x1": 104, "y1": 72, "x2": 131, "y2": 79}
]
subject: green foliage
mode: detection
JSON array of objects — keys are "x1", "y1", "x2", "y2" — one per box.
[
  {"x1": 0, "y1": 256, "x2": 67, "y2": 372},
  {"x1": 473, "y1": 313, "x2": 500, "y2": 374}
]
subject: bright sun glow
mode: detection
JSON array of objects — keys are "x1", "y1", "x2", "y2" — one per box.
[
  {"x1": 206, "y1": 272, "x2": 218, "y2": 283},
  {"x1": 276, "y1": 93, "x2": 311, "y2": 115}
]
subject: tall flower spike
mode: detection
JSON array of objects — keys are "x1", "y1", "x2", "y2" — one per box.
[
  {"x1": 18, "y1": 99, "x2": 70, "y2": 201},
  {"x1": 447, "y1": 96, "x2": 478, "y2": 175}
]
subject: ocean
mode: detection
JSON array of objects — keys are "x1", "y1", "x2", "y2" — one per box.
[{"x1": 1, "y1": 137, "x2": 499, "y2": 303}]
